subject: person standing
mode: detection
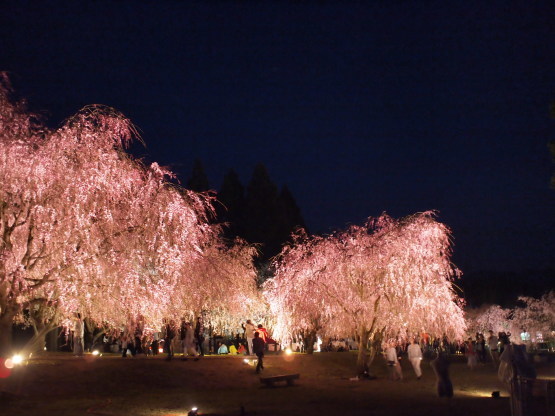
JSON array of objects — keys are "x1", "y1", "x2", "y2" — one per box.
[
  {"x1": 243, "y1": 320, "x2": 256, "y2": 355},
  {"x1": 465, "y1": 338, "x2": 477, "y2": 370},
  {"x1": 164, "y1": 319, "x2": 176, "y2": 361},
  {"x1": 385, "y1": 341, "x2": 403, "y2": 381},
  {"x1": 73, "y1": 313, "x2": 84, "y2": 357},
  {"x1": 498, "y1": 332, "x2": 510, "y2": 355},
  {"x1": 252, "y1": 331, "x2": 265, "y2": 374},
  {"x1": 194, "y1": 317, "x2": 205, "y2": 356},
  {"x1": 487, "y1": 330, "x2": 499, "y2": 367},
  {"x1": 179, "y1": 318, "x2": 187, "y2": 358},
  {"x1": 407, "y1": 338, "x2": 423, "y2": 379},
  {"x1": 183, "y1": 322, "x2": 199, "y2": 360}
]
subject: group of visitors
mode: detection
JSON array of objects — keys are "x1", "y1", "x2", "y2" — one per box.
[
  {"x1": 383, "y1": 328, "x2": 530, "y2": 400},
  {"x1": 464, "y1": 330, "x2": 511, "y2": 369},
  {"x1": 95, "y1": 317, "x2": 273, "y2": 369},
  {"x1": 384, "y1": 338, "x2": 423, "y2": 381},
  {"x1": 383, "y1": 336, "x2": 454, "y2": 397},
  {"x1": 161, "y1": 317, "x2": 205, "y2": 361}
]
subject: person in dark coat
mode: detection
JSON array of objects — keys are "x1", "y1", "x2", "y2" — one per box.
[
  {"x1": 252, "y1": 331, "x2": 265, "y2": 374},
  {"x1": 164, "y1": 319, "x2": 176, "y2": 361},
  {"x1": 430, "y1": 351, "x2": 453, "y2": 398},
  {"x1": 194, "y1": 317, "x2": 205, "y2": 356}
]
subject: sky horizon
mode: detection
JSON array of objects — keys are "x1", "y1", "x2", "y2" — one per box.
[{"x1": 2, "y1": 0, "x2": 554, "y2": 275}]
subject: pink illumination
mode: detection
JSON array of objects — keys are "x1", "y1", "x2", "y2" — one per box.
[
  {"x1": 0, "y1": 75, "x2": 260, "y2": 353},
  {"x1": 265, "y1": 212, "x2": 466, "y2": 368}
]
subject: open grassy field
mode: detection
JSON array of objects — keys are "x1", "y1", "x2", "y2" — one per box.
[{"x1": 1, "y1": 351, "x2": 552, "y2": 416}]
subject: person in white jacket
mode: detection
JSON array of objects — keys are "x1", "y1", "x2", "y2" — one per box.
[
  {"x1": 385, "y1": 341, "x2": 403, "y2": 381},
  {"x1": 73, "y1": 313, "x2": 84, "y2": 357},
  {"x1": 407, "y1": 338, "x2": 423, "y2": 379},
  {"x1": 243, "y1": 320, "x2": 256, "y2": 355},
  {"x1": 182, "y1": 322, "x2": 199, "y2": 360}
]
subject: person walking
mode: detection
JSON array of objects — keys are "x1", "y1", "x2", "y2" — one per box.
[
  {"x1": 487, "y1": 330, "x2": 500, "y2": 367},
  {"x1": 407, "y1": 338, "x2": 423, "y2": 379},
  {"x1": 430, "y1": 350, "x2": 453, "y2": 398},
  {"x1": 385, "y1": 341, "x2": 403, "y2": 381},
  {"x1": 252, "y1": 331, "x2": 265, "y2": 374}
]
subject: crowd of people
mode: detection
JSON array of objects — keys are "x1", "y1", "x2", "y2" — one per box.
[
  {"x1": 69, "y1": 313, "x2": 535, "y2": 386},
  {"x1": 69, "y1": 313, "x2": 515, "y2": 368},
  {"x1": 379, "y1": 329, "x2": 530, "y2": 399},
  {"x1": 69, "y1": 316, "x2": 275, "y2": 368}
]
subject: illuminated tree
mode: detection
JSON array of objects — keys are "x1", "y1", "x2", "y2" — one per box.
[
  {"x1": 468, "y1": 292, "x2": 554, "y2": 343},
  {"x1": 266, "y1": 212, "x2": 466, "y2": 376},
  {"x1": 512, "y1": 291, "x2": 555, "y2": 341},
  {"x1": 466, "y1": 304, "x2": 512, "y2": 335},
  {"x1": 169, "y1": 238, "x2": 261, "y2": 333},
  {"x1": 0, "y1": 76, "x2": 226, "y2": 354}
]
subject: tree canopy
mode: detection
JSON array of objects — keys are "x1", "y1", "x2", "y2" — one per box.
[
  {"x1": 265, "y1": 212, "x2": 466, "y2": 375},
  {"x1": 0, "y1": 75, "x2": 259, "y2": 354}
]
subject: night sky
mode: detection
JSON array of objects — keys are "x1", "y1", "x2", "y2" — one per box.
[{"x1": 2, "y1": 1, "x2": 554, "y2": 276}]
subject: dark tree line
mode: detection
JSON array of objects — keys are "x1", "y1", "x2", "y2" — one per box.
[{"x1": 186, "y1": 159, "x2": 307, "y2": 264}]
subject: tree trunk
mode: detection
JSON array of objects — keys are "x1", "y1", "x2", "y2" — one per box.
[
  {"x1": 367, "y1": 331, "x2": 384, "y2": 373},
  {"x1": 0, "y1": 313, "x2": 15, "y2": 356},
  {"x1": 27, "y1": 323, "x2": 57, "y2": 355},
  {"x1": 303, "y1": 330, "x2": 317, "y2": 354},
  {"x1": 356, "y1": 327, "x2": 371, "y2": 377}
]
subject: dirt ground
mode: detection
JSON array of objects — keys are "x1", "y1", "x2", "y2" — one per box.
[{"x1": 0, "y1": 351, "x2": 553, "y2": 416}]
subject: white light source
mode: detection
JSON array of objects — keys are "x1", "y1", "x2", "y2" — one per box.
[
  {"x1": 92, "y1": 350, "x2": 100, "y2": 356},
  {"x1": 285, "y1": 347, "x2": 293, "y2": 355},
  {"x1": 188, "y1": 407, "x2": 198, "y2": 416},
  {"x1": 12, "y1": 354, "x2": 23, "y2": 365}
]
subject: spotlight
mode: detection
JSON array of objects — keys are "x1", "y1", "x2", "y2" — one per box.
[
  {"x1": 11, "y1": 354, "x2": 23, "y2": 365},
  {"x1": 5, "y1": 354, "x2": 24, "y2": 369},
  {"x1": 188, "y1": 406, "x2": 198, "y2": 416},
  {"x1": 243, "y1": 358, "x2": 249, "y2": 364},
  {"x1": 92, "y1": 350, "x2": 100, "y2": 356},
  {"x1": 285, "y1": 348, "x2": 293, "y2": 355}
]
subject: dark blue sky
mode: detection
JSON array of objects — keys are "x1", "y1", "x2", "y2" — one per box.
[{"x1": 2, "y1": 0, "x2": 554, "y2": 274}]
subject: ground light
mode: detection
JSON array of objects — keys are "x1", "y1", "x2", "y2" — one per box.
[
  {"x1": 187, "y1": 407, "x2": 198, "y2": 416},
  {"x1": 4, "y1": 354, "x2": 24, "y2": 369},
  {"x1": 285, "y1": 347, "x2": 293, "y2": 355},
  {"x1": 11, "y1": 354, "x2": 23, "y2": 365}
]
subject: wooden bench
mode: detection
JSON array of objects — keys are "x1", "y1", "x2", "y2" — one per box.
[{"x1": 260, "y1": 373, "x2": 300, "y2": 387}]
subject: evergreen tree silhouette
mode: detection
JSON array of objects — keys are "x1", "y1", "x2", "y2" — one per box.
[
  {"x1": 186, "y1": 159, "x2": 210, "y2": 192},
  {"x1": 245, "y1": 163, "x2": 281, "y2": 261},
  {"x1": 217, "y1": 168, "x2": 246, "y2": 239},
  {"x1": 277, "y1": 185, "x2": 307, "y2": 244},
  {"x1": 214, "y1": 164, "x2": 307, "y2": 266}
]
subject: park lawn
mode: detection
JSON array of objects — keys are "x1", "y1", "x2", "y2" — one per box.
[{"x1": 1, "y1": 351, "x2": 551, "y2": 416}]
